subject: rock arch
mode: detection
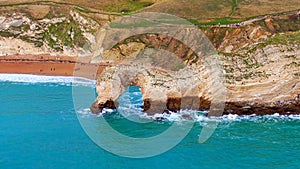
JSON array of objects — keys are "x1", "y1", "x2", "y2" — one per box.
[
  {"x1": 90, "y1": 34, "x2": 224, "y2": 115},
  {"x1": 89, "y1": 12, "x2": 225, "y2": 115}
]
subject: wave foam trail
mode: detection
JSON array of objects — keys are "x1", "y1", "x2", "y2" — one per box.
[
  {"x1": 76, "y1": 107, "x2": 300, "y2": 123},
  {"x1": 0, "y1": 73, "x2": 96, "y2": 86}
]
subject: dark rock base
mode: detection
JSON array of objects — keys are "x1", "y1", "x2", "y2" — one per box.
[{"x1": 90, "y1": 97, "x2": 300, "y2": 115}]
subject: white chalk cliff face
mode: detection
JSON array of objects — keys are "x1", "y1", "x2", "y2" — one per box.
[
  {"x1": 0, "y1": 11, "x2": 99, "y2": 56},
  {"x1": 0, "y1": 37, "x2": 46, "y2": 55}
]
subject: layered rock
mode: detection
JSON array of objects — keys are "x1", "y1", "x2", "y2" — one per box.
[
  {"x1": 90, "y1": 58, "x2": 226, "y2": 115},
  {"x1": 0, "y1": 6, "x2": 298, "y2": 116},
  {"x1": 90, "y1": 19, "x2": 300, "y2": 115}
]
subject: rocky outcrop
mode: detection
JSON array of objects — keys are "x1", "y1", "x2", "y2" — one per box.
[
  {"x1": 90, "y1": 42, "x2": 300, "y2": 115},
  {"x1": 0, "y1": 6, "x2": 298, "y2": 116},
  {"x1": 90, "y1": 17, "x2": 226, "y2": 116},
  {"x1": 90, "y1": 49, "x2": 226, "y2": 115},
  {"x1": 90, "y1": 12, "x2": 300, "y2": 115},
  {"x1": 0, "y1": 9, "x2": 101, "y2": 57}
]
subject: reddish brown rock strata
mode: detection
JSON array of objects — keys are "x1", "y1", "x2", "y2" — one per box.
[
  {"x1": 91, "y1": 97, "x2": 300, "y2": 115},
  {"x1": 225, "y1": 98, "x2": 300, "y2": 115}
]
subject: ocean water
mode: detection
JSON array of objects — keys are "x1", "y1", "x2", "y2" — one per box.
[{"x1": 0, "y1": 74, "x2": 299, "y2": 169}]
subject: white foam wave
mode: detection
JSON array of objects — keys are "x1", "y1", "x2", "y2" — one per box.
[
  {"x1": 211, "y1": 113, "x2": 300, "y2": 122},
  {"x1": 0, "y1": 73, "x2": 96, "y2": 86},
  {"x1": 76, "y1": 107, "x2": 300, "y2": 123},
  {"x1": 76, "y1": 108, "x2": 103, "y2": 118}
]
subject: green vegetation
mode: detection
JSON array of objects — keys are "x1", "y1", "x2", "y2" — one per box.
[
  {"x1": 0, "y1": 1, "x2": 75, "y2": 8},
  {"x1": 0, "y1": 1, "x2": 106, "y2": 18},
  {"x1": 264, "y1": 30, "x2": 300, "y2": 46},
  {"x1": 1, "y1": 0, "x2": 299, "y2": 23},
  {"x1": 110, "y1": 20, "x2": 158, "y2": 28},
  {"x1": 189, "y1": 18, "x2": 244, "y2": 26},
  {"x1": 74, "y1": 6, "x2": 94, "y2": 14},
  {"x1": 103, "y1": 0, "x2": 154, "y2": 13},
  {"x1": 0, "y1": 1, "x2": 35, "y2": 7},
  {"x1": 0, "y1": 31, "x2": 16, "y2": 37},
  {"x1": 19, "y1": 36, "x2": 44, "y2": 47},
  {"x1": 222, "y1": 50, "x2": 271, "y2": 84},
  {"x1": 230, "y1": 0, "x2": 238, "y2": 16},
  {"x1": 43, "y1": 19, "x2": 86, "y2": 50},
  {"x1": 235, "y1": 30, "x2": 300, "y2": 54},
  {"x1": 222, "y1": 28, "x2": 300, "y2": 84},
  {"x1": 0, "y1": 24, "x2": 44, "y2": 47}
]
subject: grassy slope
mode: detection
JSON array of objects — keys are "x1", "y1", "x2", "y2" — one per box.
[
  {"x1": 1, "y1": 0, "x2": 299, "y2": 21},
  {"x1": 142, "y1": 0, "x2": 300, "y2": 22},
  {"x1": 0, "y1": 0, "x2": 299, "y2": 50},
  {"x1": 0, "y1": 0, "x2": 156, "y2": 13}
]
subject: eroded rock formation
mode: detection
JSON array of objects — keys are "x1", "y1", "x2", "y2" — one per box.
[
  {"x1": 90, "y1": 12, "x2": 300, "y2": 115},
  {"x1": 0, "y1": 7, "x2": 298, "y2": 115}
]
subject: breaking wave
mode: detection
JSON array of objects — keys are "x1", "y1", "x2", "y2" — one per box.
[
  {"x1": 0, "y1": 73, "x2": 96, "y2": 86},
  {"x1": 76, "y1": 107, "x2": 300, "y2": 123},
  {"x1": 2, "y1": 74, "x2": 298, "y2": 123}
]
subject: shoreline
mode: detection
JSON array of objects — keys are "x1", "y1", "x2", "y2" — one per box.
[
  {"x1": 0, "y1": 55, "x2": 107, "y2": 80},
  {"x1": 1, "y1": 55, "x2": 299, "y2": 115}
]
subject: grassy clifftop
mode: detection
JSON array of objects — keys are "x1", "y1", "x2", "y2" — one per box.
[
  {"x1": 1, "y1": 0, "x2": 299, "y2": 22},
  {"x1": 142, "y1": 0, "x2": 300, "y2": 22}
]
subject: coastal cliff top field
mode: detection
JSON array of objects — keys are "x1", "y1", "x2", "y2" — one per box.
[
  {"x1": 0, "y1": 0, "x2": 300, "y2": 22},
  {"x1": 143, "y1": 0, "x2": 300, "y2": 21},
  {"x1": 0, "y1": 0, "x2": 299, "y2": 52}
]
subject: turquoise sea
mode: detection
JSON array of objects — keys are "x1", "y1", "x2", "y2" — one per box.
[{"x1": 0, "y1": 74, "x2": 299, "y2": 169}]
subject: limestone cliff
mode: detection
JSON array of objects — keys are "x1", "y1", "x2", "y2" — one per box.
[
  {"x1": 0, "y1": 5, "x2": 299, "y2": 115},
  {"x1": 90, "y1": 12, "x2": 300, "y2": 115},
  {"x1": 0, "y1": 5, "x2": 103, "y2": 57}
]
